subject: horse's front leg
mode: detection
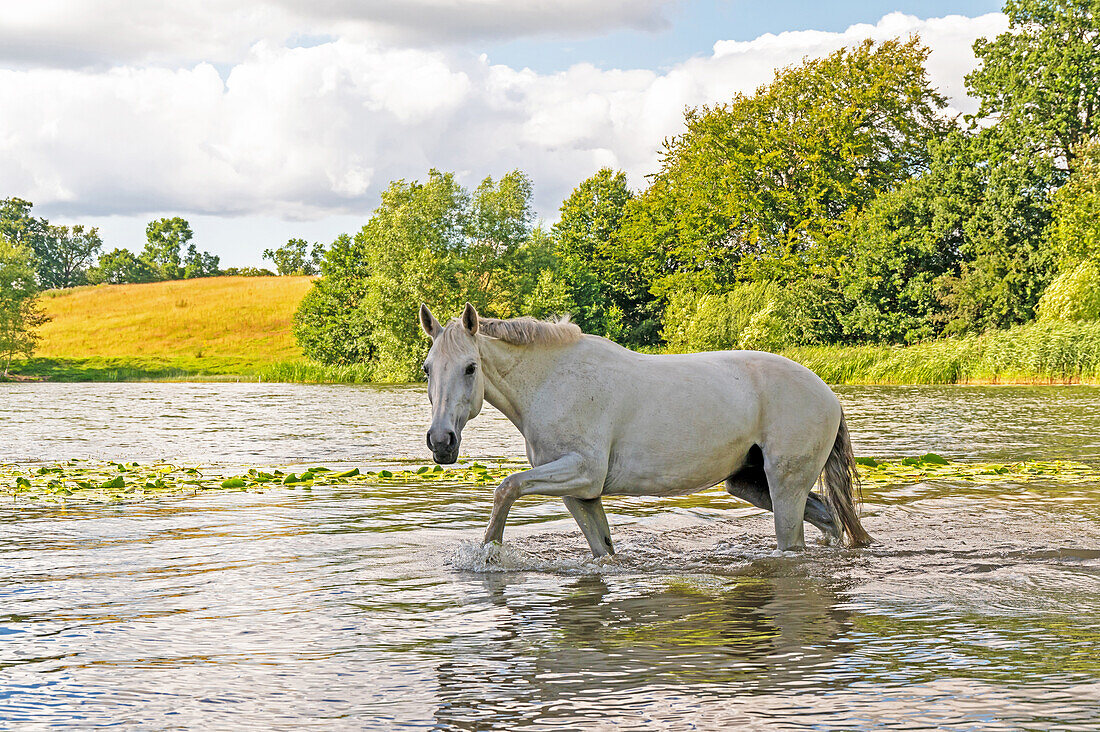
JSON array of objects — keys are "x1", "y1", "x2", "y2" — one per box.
[
  {"x1": 483, "y1": 452, "x2": 604, "y2": 550},
  {"x1": 562, "y1": 496, "x2": 614, "y2": 557}
]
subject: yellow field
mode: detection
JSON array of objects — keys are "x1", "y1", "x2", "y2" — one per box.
[{"x1": 35, "y1": 276, "x2": 315, "y2": 374}]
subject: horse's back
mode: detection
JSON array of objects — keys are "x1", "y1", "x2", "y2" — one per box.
[{"x1": 557, "y1": 340, "x2": 841, "y2": 496}]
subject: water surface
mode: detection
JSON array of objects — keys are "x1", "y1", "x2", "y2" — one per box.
[{"x1": 2, "y1": 383, "x2": 1099, "y2": 729}]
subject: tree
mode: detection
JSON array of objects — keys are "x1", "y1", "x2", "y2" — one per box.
[
  {"x1": 2, "y1": 199, "x2": 105, "y2": 288},
  {"x1": 931, "y1": 129, "x2": 1059, "y2": 333},
  {"x1": 620, "y1": 38, "x2": 949, "y2": 339},
  {"x1": 143, "y1": 217, "x2": 192, "y2": 280},
  {"x1": 86, "y1": 248, "x2": 159, "y2": 285},
  {"x1": 294, "y1": 233, "x2": 373, "y2": 365},
  {"x1": 0, "y1": 198, "x2": 46, "y2": 250},
  {"x1": 0, "y1": 237, "x2": 47, "y2": 376},
  {"x1": 354, "y1": 171, "x2": 475, "y2": 380},
  {"x1": 552, "y1": 168, "x2": 638, "y2": 340},
  {"x1": 967, "y1": 0, "x2": 1100, "y2": 172},
  {"x1": 294, "y1": 169, "x2": 551, "y2": 380},
  {"x1": 36, "y1": 224, "x2": 103, "y2": 289},
  {"x1": 183, "y1": 244, "x2": 220, "y2": 278},
  {"x1": 462, "y1": 171, "x2": 538, "y2": 318},
  {"x1": 838, "y1": 177, "x2": 957, "y2": 343},
  {"x1": 1050, "y1": 137, "x2": 1100, "y2": 265},
  {"x1": 264, "y1": 238, "x2": 324, "y2": 275},
  {"x1": 222, "y1": 266, "x2": 276, "y2": 277}
]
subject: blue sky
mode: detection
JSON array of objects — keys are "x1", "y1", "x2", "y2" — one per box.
[
  {"x1": 0, "y1": 1, "x2": 1007, "y2": 266},
  {"x1": 487, "y1": 1, "x2": 1003, "y2": 73}
]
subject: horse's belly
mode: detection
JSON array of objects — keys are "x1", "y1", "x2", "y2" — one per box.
[
  {"x1": 601, "y1": 478, "x2": 720, "y2": 498},
  {"x1": 600, "y1": 442, "x2": 746, "y2": 498}
]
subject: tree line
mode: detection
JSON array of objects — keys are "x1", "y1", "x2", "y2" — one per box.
[
  {"x1": 0, "y1": 200, "x2": 331, "y2": 288},
  {"x1": 295, "y1": 0, "x2": 1100, "y2": 381}
]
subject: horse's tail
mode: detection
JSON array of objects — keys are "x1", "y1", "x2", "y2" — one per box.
[{"x1": 821, "y1": 413, "x2": 874, "y2": 547}]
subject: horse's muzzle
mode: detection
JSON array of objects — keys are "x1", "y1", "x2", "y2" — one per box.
[
  {"x1": 431, "y1": 447, "x2": 459, "y2": 465},
  {"x1": 427, "y1": 427, "x2": 460, "y2": 464}
]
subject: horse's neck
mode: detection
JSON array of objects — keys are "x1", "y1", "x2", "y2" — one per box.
[{"x1": 477, "y1": 336, "x2": 562, "y2": 433}]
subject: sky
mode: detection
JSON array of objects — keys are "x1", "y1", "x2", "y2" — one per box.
[{"x1": 0, "y1": 0, "x2": 1005, "y2": 267}]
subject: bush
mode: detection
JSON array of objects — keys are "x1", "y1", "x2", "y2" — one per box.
[
  {"x1": 1037, "y1": 261, "x2": 1100, "y2": 321},
  {"x1": 661, "y1": 277, "x2": 845, "y2": 353}
]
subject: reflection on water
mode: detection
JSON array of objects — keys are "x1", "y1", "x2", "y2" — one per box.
[{"x1": 1, "y1": 383, "x2": 1099, "y2": 729}]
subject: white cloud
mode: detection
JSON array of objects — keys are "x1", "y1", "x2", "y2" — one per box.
[
  {"x1": 0, "y1": 12, "x2": 1008, "y2": 224},
  {"x1": 0, "y1": 0, "x2": 675, "y2": 68}
]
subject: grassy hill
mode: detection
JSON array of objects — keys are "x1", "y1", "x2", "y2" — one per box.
[{"x1": 20, "y1": 276, "x2": 316, "y2": 380}]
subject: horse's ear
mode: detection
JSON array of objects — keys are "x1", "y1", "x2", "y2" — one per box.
[
  {"x1": 461, "y1": 302, "x2": 479, "y2": 335},
  {"x1": 419, "y1": 303, "x2": 442, "y2": 339}
]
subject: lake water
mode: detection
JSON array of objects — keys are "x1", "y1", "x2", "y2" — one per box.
[{"x1": 2, "y1": 383, "x2": 1099, "y2": 730}]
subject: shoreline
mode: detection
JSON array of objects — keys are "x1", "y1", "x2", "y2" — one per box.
[
  {"x1": 8, "y1": 320, "x2": 1100, "y2": 387},
  {"x1": 5, "y1": 363, "x2": 1099, "y2": 388}
]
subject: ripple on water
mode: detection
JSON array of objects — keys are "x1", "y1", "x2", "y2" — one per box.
[{"x1": 1, "y1": 384, "x2": 1099, "y2": 729}]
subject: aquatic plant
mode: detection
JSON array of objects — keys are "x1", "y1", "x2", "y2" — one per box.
[{"x1": 3, "y1": 455, "x2": 1098, "y2": 503}]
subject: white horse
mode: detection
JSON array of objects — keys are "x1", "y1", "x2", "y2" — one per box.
[{"x1": 419, "y1": 302, "x2": 872, "y2": 556}]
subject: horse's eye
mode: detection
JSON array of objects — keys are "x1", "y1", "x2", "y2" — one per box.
[
  {"x1": 422, "y1": 364, "x2": 430, "y2": 376},
  {"x1": 464, "y1": 363, "x2": 476, "y2": 375}
]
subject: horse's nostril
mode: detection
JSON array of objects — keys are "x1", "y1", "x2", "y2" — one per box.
[{"x1": 428, "y1": 428, "x2": 458, "y2": 452}]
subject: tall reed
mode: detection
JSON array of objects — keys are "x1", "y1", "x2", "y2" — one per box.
[{"x1": 784, "y1": 322, "x2": 1100, "y2": 384}]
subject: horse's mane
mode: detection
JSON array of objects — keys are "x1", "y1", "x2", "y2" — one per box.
[{"x1": 477, "y1": 315, "x2": 583, "y2": 346}]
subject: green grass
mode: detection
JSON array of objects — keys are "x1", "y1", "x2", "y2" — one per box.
[
  {"x1": 9, "y1": 357, "x2": 378, "y2": 383},
  {"x1": 7, "y1": 276, "x2": 323, "y2": 381},
  {"x1": 783, "y1": 321, "x2": 1100, "y2": 384},
  {"x1": 256, "y1": 360, "x2": 376, "y2": 384}
]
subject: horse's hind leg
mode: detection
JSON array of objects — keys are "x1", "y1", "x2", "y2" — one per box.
[
  {"x1": 763, "y1": 458, "x2": 826, "y2": 551},
  {"x1": 726, "y1": 477, "x2": 837, "y2": 538},
  {"x1": 725, "y1": 447, "x2": 838, "y2": 541},
  {"x1": 563, "y1": 496, "x2": 614, "y2": 557}
]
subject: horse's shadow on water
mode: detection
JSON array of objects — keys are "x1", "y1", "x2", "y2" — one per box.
[{"x1": 430, "y1": 567, "x2": 858, "y2": 729}]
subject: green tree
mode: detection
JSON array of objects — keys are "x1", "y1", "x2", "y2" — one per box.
[
  {"x1": 621, "y1": 38, "x2": 948, "y2": 339},
  {"x1": 36, "y1": 224, "x2": 103, "y2": 289},
  {"x1": 222, "y1": 266, "x2": 276, "y2": 277},
  {"x1": 0, "y1": 237, "x2": 47, "y2": 376},
  {"x1": 931, "y1": 129, "x2": 1058, "y2": 333},
  {"x1": 294, "y1": 234, "x2": 373, "y2": 365},
  {"x1": 552, "y1": 168, "x2": 638, "y2": 340},
  {"x1": 1, "y1": 199, "x2": 107, "y2": 289},
  {"x1": 463, "y1": 171, "x2": 535, "y2": 317},
  {"x1": 1050, "y1": 138, "x2": 1100, "y2": 265},
  {"x1": 967, "y1": 0, "x2": 1100, "y2": 172},
  {"x1": 86, "y1": 248, "x2": 159, "y2": 285},
  {"x1": 0, "y1": 198, "x2": 46, "y2": 250},
  {"x1": 354, "y1": 171, "x2": 474, "y2": 381},
  {"x1": 295, "y1": 169, "x2": 549, "y2": 379},
  {"x1": 143, "y1": 217, "x2": 192, "y2": 280},
  {"x1": 264, "y1": 238, "x2": 325, "y2": 275},
  {"x1": 183, "y1": 244, "x2": 220, "y2": 278},
  {"x1": 839, "y1": 182, "x2": 948, "y2": 343},
  {"x1": 1037, "y1": 260, "x2": 1100, "y2": 319}
]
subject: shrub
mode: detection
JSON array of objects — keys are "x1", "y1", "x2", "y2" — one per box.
[{"x1": 1037, "y1": 261, "x2": 1100, "y2": 321}]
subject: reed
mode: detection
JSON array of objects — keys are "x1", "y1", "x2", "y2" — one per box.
[
  {"x1": 256, "y1": 361, "x2": 375, "y2": 384},
  {"x1": 784, "y1": 322, "x2": 1100, "y2": 384}
]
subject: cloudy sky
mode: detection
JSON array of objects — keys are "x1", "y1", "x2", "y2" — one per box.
[{"x1": 0, "y1": 0, "x2": 1005, "y2": 266}]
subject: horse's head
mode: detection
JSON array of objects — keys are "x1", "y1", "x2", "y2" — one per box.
[{"x1": 418, "y1": 302, "x2": 485, "y2": 464}]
